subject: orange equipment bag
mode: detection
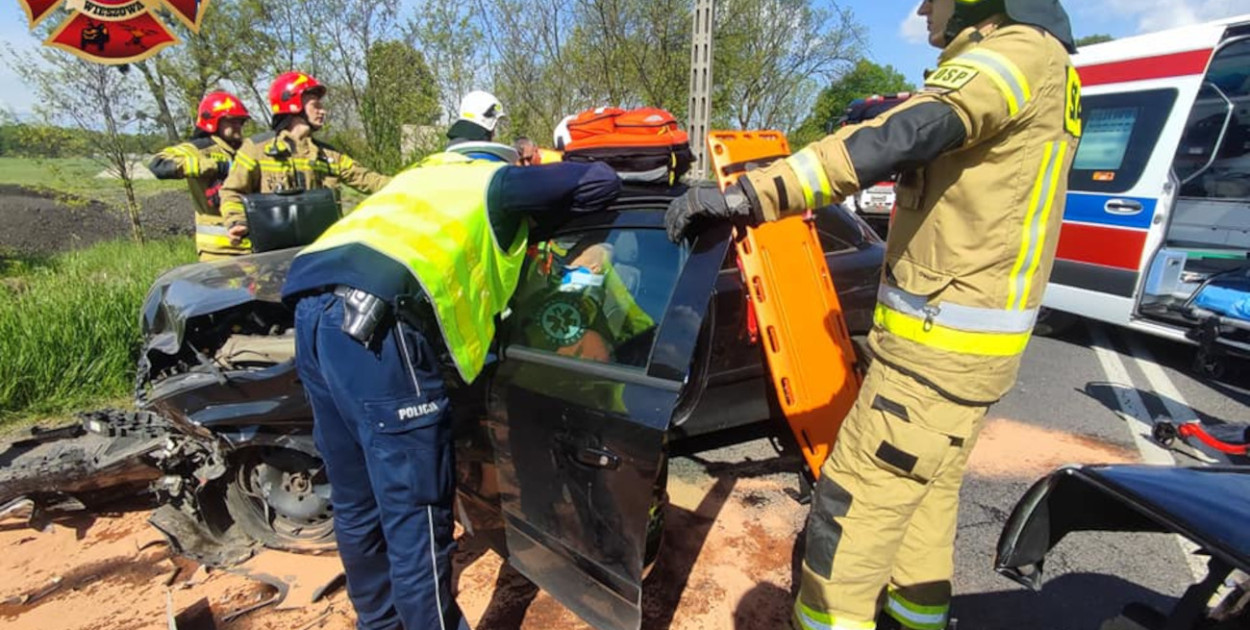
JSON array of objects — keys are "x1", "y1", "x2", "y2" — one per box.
[
  {"x1": 562, "y1": 107, "x2": 694, "y2": 185},
  {"x1": 705, "y1": 130, "x2": 863, "y2": 481}
]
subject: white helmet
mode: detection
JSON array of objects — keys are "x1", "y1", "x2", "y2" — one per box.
[
  {"x1": 553, "y1": 114, "x2": 575, "y2": 150},
  {"x1": 457, "y1": 90, "x2": 505, "y2": 133}
]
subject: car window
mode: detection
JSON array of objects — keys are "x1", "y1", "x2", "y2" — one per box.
[
  {"x1": 1174, "y1": 39, "x2": 1250, "y2": 199},
  {"x1": 1068, "y1": 88, "x2": 1177, "y2": 194},
  {"x1": 509, "y1": 228, "x2": 685, "y2": 369},
  {"x1": 716, "y1": 203, "x2": 869, "y2": 270}
]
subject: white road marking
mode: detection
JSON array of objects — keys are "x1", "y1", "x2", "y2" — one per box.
[
  {"x1": 1123, "y1": 334, "x2": 1222, "y2": 465},
  {"x1": 1088, "y1": 325, "x2": 1173, "y2": 465},
  {"x1": 1088, "y1": 324, "x2": 1205, "y2": 581}
]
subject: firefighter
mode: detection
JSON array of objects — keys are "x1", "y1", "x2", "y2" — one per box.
[
  {"x1": 218, "y1": 71, "x2": 390, "y2": 248},
  {"x1": 148, "y1": 91, "x2": 251, "y2": 260},
  {"x1": 666, "y1": 0, "x2": 1081, "y2": 628},
  {"x1": 279, "y1": 142, "x2": 621, "y2": 630},
  {"x1": 446, "y1": 90, "x2": 505, "y2": 145}
]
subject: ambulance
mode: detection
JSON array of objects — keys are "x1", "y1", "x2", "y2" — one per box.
[{"x1": 1043, "y1": 14, "x2": 1250, "y2": 342}]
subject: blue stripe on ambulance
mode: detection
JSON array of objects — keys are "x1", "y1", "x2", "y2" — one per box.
[{"x1": 1062, "y1": 192, "x2": 1157, "y2": 230}]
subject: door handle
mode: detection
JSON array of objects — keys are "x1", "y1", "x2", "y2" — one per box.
[
  {"x1": 573, "y1": 447, "x2": 621, "y2": 470},
  {"x1": 1104, "y1": 199, "x2": 1144, "y2": 215}
]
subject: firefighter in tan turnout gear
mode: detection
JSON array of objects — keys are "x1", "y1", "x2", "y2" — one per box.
[
  {"x1": 148, "y1": 91, "x2": 251, "y2": 260},
  {"x1": 666, "y1": 0, "x2": 1082, "y2": 628},
  {"x1": 218, "y1": 71, "x2": 391, "y2": 248}
]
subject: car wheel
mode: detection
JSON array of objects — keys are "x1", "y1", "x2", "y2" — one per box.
[
  {"x1": 225, "y1": 447, "x2": 337, "y2": 552},
  {"x1": 1034, "y1": 307, "x2": 1077, "y2": 337}
]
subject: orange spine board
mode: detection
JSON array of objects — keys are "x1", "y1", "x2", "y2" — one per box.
[{"x1": 706, "y1": 130, "x2": 862, "y2": 480}]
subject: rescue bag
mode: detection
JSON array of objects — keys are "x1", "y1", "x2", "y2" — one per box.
[
  {"x1": 243, "y1": 188, "x2": 341, "y2": 253},
  {"x1": 562, "y1": 106, "x2": 694, "y2": 185}
]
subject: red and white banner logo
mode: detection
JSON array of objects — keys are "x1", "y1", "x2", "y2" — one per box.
[{"x1": 17, "y1": 0, "x2": 210, "y2": 64}]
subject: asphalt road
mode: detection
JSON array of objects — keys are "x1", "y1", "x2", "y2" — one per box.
[{"x1": 667, "y1": 318, "x2": 1248, "y2": 630}]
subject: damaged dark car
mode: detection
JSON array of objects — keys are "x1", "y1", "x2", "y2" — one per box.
[{"x1": 0, "y1": 188, "x2": 884, "y2": 630}]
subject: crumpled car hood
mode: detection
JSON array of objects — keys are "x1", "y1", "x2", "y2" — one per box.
[
  {"x1": 995, "y1": 464, "x2": 1250, "y2": 589},
  {"x1": 141, "y1": 248, "x2": 296, "y2": 357}
]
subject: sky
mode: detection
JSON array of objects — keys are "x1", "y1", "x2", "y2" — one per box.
[{"x1": 1, "y1": 0, "x2": 1249, "y2": 119}]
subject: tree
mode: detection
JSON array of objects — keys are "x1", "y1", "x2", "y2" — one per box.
[
  {"x1": 406, "y1": 1, "x2": 491, "y2": 124},
  {"x1": 1076, "y1": 34, "x2": 1114, "y2": 47},
  {"x1": 360, "y1": 41, "x2": 441, "y2": 171},
  {"x1": 789, "y1": 59, "x2": 914, "y2": 148},
  {"x1": 6, "y1": 47, "x2": 150, "y2": 242},
  {"x1": 713, "y1": 0, "x2": 862, "y2": 132}
]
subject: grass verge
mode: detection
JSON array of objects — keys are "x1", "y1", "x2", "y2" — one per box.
[
  {"x1": 0, "y1": 157, "x2": 183, "y2": 206},
  {"x1": 0, "y1": 238, "x2": 196, "y2": 427}
]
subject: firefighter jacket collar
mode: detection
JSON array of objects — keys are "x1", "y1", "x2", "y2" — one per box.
[
  {"x1": 210, "y1": 134, "x2": 238, "y2": 157},
  {"x1": 938, "y1": 18, "x2": 1006, "y2": 64}
]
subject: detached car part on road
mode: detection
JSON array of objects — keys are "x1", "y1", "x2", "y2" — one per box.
[
  {"x1": 0, "y1": 186, "x2": 884, "y2": 630},
  {"x1": 997, "y1": 464, "x2": 1250, "y2": 629}
]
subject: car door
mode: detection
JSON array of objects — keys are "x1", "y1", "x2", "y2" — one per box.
[{"x1": 487, "y1": 207, "x2": 731, "y2": 630}]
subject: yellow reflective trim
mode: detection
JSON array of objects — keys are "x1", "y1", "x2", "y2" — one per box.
[
  {"x1": 785, "y1": 148, "x2": 834, "y2": 209},
  {"x1": 875, "y1": 303, "x2": 1031, "y2": 357},
  {"x1": 968, "y1": 48, "x2": 1031, "y2": 101},
  {"x1": 173, "y1": 145, "x2": 201, "y2": 176},
  {"x1": 1019, "y1": 141, "x2": 1068, "y2": 308},
  {"x1": 235, "y1": 153, "x2": 258, "y2": 169},
  {"x1": 950, "y1": 58, "x2": 1017, "y2": 115},
  {"x1": 1007, "y1": 142, "x2": 1054, "y2": 310},
  {"x1": 886, "y1": 588, "x2": 950, "y2": 617},
  {"x1": 194, "y1": 233, "x2": 250, "y2": 251},
  {"x1": 794, "y1": 600, "x2": 876, "y2": 630}
]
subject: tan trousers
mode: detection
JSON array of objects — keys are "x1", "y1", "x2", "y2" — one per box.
[{"x1": 793, "y1": 360, "x2": 989, "y2": 630}]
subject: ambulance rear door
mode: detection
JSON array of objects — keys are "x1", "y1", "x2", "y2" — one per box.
[{"x1": 1045, "y1": 21, "x2": 1227, "y2": 327}]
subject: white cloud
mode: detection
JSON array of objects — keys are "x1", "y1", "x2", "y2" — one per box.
[
  {"x1": 1091, "y1": 0, "x2": 1245, "y2": 34},
  {"x1": 899, "y1": 6, "x2": 927, "y2": 45}
]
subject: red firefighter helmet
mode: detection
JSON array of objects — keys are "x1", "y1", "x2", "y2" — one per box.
[
  {"x1": 196, "y1": 91, "x2": 250, "y2": 134},
  {"x1": 268, "y1": 71, "x2": 326, "y2": 116}
]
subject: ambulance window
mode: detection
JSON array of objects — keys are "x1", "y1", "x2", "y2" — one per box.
[
  {"x1": 1175, "y1": 38, "x2": 1250, "y2": 199},
  {"x1": 1069, "y1": 89, "x2": 1177, "y2": 194}
]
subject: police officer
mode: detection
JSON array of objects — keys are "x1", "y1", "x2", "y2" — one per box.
[
  {"x1": 219, "y1": 71, "x2": 391, "y2": 248},
  {"x1": 666, "y1": 1, "x2": 1080, "y2": 628},
  {"x1": 280, "y1": 141, "x2": 621, "y2": 630},
  {"x1": 148, "y1": 91, "x2": 251, "y2": 260}
]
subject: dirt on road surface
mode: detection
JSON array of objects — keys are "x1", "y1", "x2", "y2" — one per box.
[
  {"x1": 0, "y1": 420, "x2": 1139, "y2": 630},
  {"x1": 0, "y1": 185, "x2": 193, "y2": 256}
]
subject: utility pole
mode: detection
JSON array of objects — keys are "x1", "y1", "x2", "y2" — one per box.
[{"x1": 688, "y1": 0, "x2": 714, "y2": 179}]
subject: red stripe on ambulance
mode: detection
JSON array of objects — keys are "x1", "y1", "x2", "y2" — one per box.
[
  {"x1": 1078, "y1": 49, "x2": 1212, "y2": 86},
  {"x1": 1056, "y1": 223, "x2": 1148, "y2": 270}
]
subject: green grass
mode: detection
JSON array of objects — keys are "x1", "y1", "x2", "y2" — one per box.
[
  {"x1": 0, "y1": 157, "x2": 183, "y2": 207},
  {"x1": 0, "y1": 238, "x2": 196, "y2": 426}
]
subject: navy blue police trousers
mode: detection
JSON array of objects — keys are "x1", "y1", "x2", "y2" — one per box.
[{"x1": 294, "y1": 292, "x2": 467, "y2": 630}]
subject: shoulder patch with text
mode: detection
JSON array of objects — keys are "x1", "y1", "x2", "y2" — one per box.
[{"x1": 925, "y1": 64, "x2": 979, "y2": 91}]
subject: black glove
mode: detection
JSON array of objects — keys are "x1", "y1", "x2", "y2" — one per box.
[{"x1": 664, "y1": 181, "x2": 758, "y2": 243}]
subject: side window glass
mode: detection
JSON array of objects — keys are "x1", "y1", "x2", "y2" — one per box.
[
  {"x1": 815, "y1": 204, "x2": 870, "y2": 252},
  {"x1": 1068, "y1": 89, "x2": 1177, "y2": 194},
  {"x1": 510, "y1": 228, "x2": 685, "y2": 369},
  {"x1": 1175, "y1": 39, "x2": 1250, "y2": 199}
]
